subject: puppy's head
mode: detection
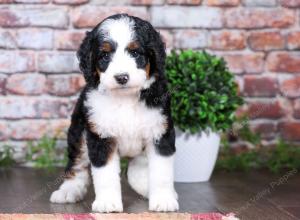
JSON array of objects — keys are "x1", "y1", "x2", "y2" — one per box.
[{"x1": 77, "y1": 14, "x2": 165, "y2": 95}]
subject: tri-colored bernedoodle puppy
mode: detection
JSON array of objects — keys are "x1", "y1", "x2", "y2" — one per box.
[{"x1": 50, "y1": 14, "x2": 179, "y2": 213}]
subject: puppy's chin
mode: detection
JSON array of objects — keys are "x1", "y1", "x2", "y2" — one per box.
[
  {"x1": 111, "y1": 86, "x2": 140, "y2": 96},
  {"x1": 99, "y1": 85, "x2": 141, "y2": 97}
]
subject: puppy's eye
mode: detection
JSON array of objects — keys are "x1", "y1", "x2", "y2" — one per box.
[
  {"x1": 101, "y1": 52, "x2": 110, "y2": 62},
  {"x1": 130, "y1": 50, "x2": 140, "y2": 58}
]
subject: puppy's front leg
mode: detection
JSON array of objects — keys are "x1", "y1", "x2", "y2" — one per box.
[
  {"x1": 148, "y1": 129, "x2": 179, "y2": 212},
  {"x1": 87, "y1": 130, "x2": 123, "y2": 213}
]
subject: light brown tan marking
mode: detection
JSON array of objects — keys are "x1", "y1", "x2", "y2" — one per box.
[
  {"x1": 107, "y1": 138, "x2": 117, "y2": 163},
  {"x1": 96, "y1": 68, "x2": 102, "y2": 78},
  {"x1": 65, "y1": 170, "x2": 76, "y2": 179},
  {"x1": 87, "y1": 119, "x2": 99, "y2": 135},
  {"x1": 145, "y1": 62, "x2": 150, "y2": 79},
  {"x1": 65, "y1": 135, "x2": 87, "y2": 179},
  {"x1": 127, "y1": 41, "x2": 139, "y2": 50},
  {"x1": 163, "y1": 120, "x2": 168, "y2": 130},
  {"x1": 100, "y1": 42, "x2": 112, "y2": 52}
]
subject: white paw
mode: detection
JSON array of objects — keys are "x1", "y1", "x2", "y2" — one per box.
[
  {"x1": 50, "y1": 187, "x2": 86, "y2": 203},
  {"x1": 149, "y1": 190, "x2": 179, "y2": 212},
  {"x1": 92, "y1": 194, "x2": 123, "y2": 213}
]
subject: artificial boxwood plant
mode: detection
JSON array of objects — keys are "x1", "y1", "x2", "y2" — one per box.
[{"x1": 165, "y1": 50, "x2": 243, "y2": 134}]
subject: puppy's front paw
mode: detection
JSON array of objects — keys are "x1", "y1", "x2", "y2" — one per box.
[
  {"x1": 149, "y1": 190, "x2": 179, "y2": 212},
  {"x1": 92, "y1": 194, "x2": 123, "y2": 213},
  {"x1": 50, "y1": 187, "x2": 85, "y2": 203}
]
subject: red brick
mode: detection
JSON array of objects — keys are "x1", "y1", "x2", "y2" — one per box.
[
  {"x1": 10, "y1": 120, "x2": 48, "y2": 140},
  {"x1": 279, "y1": 121, "x2": 300, "y2": 141},
  {"x1": 206, "y1": 0, "x2": 240, "y2": 6},
  {"x1": 225, "y1": 8, "x2": 295, "y2": 29},
  {"x1": 15, "y1": 0, "x2": 49, "y2": 3},
  {"x1": 0, "y1": 74, "x2": 6, "y2": 95},
  {"x1": 235, "y1": 105, "x2": 247, "y2": 118},
  {"x1": 53, "y1": 0, "x2": 88, "y2": 4},
  {"x1": 167, "y1": 0, "x2": 202, "y2": 4},
  {"x1": 38, "y1": 52, "x2": 79, "y2": 73},
  {"x1": 151, "y1": 6, "x2": 222, "y2": 28},
  {"x1": 0, "y1": 51, "x2": 35, "y2": 73},
  {"x1": 280, "y1": 0, "x2": 300, "y2": 7},
  {"x1": 55, "y1": 31, "x2": 84, "y2": 50},
  {"x1": 86, "y1": 0, "x2": 110, "y2": 4},
  {"x1": 47, "y1": 74, "x2": 85, "y2": 96},
  {"x1": 131, "y1": 0, "x2": 164, "y2": 5},
  {"x1": 0, "y1": 121, "x2": 10, "y2": 141},
  {"x1": 17, "y1": 52, "x2": 36, "y2": 73},
  {"x1": 0, "y1": 52, "x2": 14, "y2": 73},
  {"x1": 251, "y1": 122, "x2": 277, "y2": 140},
  {"x1": 247, "y1": 101, "x2": 285, "y2": 119},
  {"x1": 0, "y1": 0, "x2": 14, "y2": 3},
  {"x1": 16, "y1": 29, "x2": 53, "y2": 50},
  {"x1": 174, "y1": 30, "x2": 207, "y2": 49},
  {"x1": 10, "y1": 119, "x2": 69, "y2": 140},
  {"x1": 268, "y1": 52, "x2": 300, "y2": 73},
  {"x1": 72, "y1": 6, "x2": 149, "y2": 28},
  {"x1": 292, "y1": 100, "x2": 300, "y2": 119},
  {"x1": 49, "y1": 119, "x2": 70, "y2": 139},
  {"x1": 210, "y1": 31, "x2": 246, "y2": 50},
  {"x1": 6, "y1": 73, "x2": 46, "y2": 95},
  {"x1": 0, "y1": 97, "x2": 74, "y2": 119},
  {"x1": 34, "y1": 99, "x2": 75, "y2": 119},
  {"x1": 0, "y1": 98, "x2": 37, "y2": 119},
  {"x1": 222, "y1": 53, "x2": 265, "y2": 74},
  {"x1": 281, "y1": 76, "x2": 300, "y2": 98},
  {"x1": 0, "y1": 9, "x2": 20, "y2": 27},
  {"x1": 248, "y1": 32, "x2": 285, "y2": 51},
  {"x1": 244, "y1": 0, "x2": 277, "y2": 6},
  {"x1": 0, "y1": 30, "x2": 16, "y2": 49},
  {"x1": 287, "y1": 32, "x2": 300, "y2": 50},
  {"x1": 244, "y1": 76, "x2": 278, "y2": 97},
  {"x1": 158, "y1": 30, "x2": 173, "y2": 49},
  {"x1": 0, "y1": 8, "x2": 68, "y2": 28}
]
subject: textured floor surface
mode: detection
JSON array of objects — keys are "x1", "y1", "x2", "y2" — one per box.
[
  {"x1": 0, "y1": 213, "x2": 240, "y2": 220},
  {"x1": 0, "y1": 167, "x2": 299, "y2": 220}
]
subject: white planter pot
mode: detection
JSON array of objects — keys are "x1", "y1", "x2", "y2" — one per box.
[{"x1": 174, "y1": 128, "x2": 221, "y2": 183}]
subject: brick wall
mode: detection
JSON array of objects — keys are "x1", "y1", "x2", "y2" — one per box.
[{"x1": 0, "y1": 0, "x2": 300, "y2": 161}]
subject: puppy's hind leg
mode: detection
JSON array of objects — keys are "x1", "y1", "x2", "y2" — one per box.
[{"x1": 127, "y1": 154, "x2": 148, "y2": 198}]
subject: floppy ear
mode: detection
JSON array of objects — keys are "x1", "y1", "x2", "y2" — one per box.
[
  {"x1": 77, "y1": 31, "x2": 95, "y2": 83},
  {"x1": 147, "y1": 28, "x2": 166, "y2": 78}
]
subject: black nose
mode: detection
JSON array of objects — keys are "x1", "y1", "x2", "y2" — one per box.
[{"x1": 114, "y1": 74, "x2": 129, "y2": 85}]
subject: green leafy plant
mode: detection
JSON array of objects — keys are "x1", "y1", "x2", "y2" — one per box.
[
  {"x1": 216, "y1": 121, "x2": 300, "y2": 173},
  {"x1": 237, "y1": 120, "x2": 261, "y2": 146},
  {"x1": 165, "y1": 50, "x2": 243, "y2": 134},
  {"x1": 216, "y1": 143, "x2": 260, "y2": 172},
  {"x1": 26, "y1": 136, "x2": 67, "y2": 169},
  {"x1": 0, "y1": 145, "x2": 15, "y2": 167},
  {"x1": 265, "y1": 140, "x2": 300, "y2": 173}
]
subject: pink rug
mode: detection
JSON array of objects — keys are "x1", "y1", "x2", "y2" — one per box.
[{"x1": 0, "y1": 213, "x2": 239, "y2": 220}]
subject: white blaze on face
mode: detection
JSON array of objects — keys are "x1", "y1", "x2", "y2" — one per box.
[{"x1": 98, "y1": 16, "x2": 148, "y2": 94}]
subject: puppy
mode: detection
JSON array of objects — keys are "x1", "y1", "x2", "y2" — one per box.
[{"x1": 50, "y1": 14, "x2": 178, "y2": 213}]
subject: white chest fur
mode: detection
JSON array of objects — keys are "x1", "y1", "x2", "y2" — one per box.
[{"x1": 85, "y1": 90, "x2": 166, "y2": 157}]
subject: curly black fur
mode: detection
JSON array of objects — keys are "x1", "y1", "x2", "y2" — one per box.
[
  {"x1": 65, "y1": 88, "x2": 87, "y2": 173},
  {"x1": 132, "y1": 15, "x2": 166, "y2": 78}
]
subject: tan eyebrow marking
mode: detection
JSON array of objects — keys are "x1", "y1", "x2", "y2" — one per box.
[
  {"x1": 145, "y1": 62, "x2": 150, "y2": 79},
  {"x1": 96, "y1": 68, "x2": 101, "y2": 76},
  {"x1": 100, "y1": 42, "x2": 112, "y2": 52},
  {"x1": 127, "y1": 41, "x2": 139, "y2": 50}
]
